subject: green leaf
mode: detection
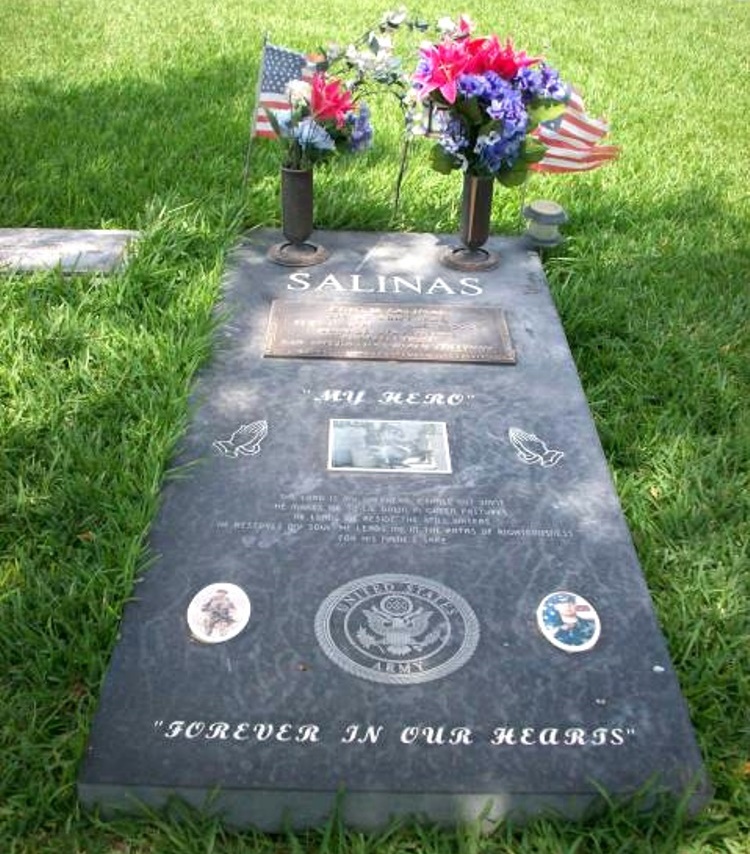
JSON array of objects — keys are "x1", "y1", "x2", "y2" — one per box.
[
  {"x1": 522, "y1": 140, "x2": 547, "y2": 164},
  {"x1": 527, "y1": 101, "x2": 565, "y2": 131},
  {"x1": 457, "y1": 97, "x2": 483, "y2": 126},
  {"x1": 478, "y1": 119, "x2": 502, "y2": 137},
  {"x1": 263, "y1": 107, "x2": 283, "y2": 139},
  {"x1": 497, "y1": 163, "x2": 530, "y2": 187},
  {"x1": 312, "y1": 47, "x2": 330, "y2": 72},
  {"x1": 430, "y1": 145, "x2": 459, "y2": 174},
  {"x1": 367, "y1": 32, "x2": 382, "y2": 53}
]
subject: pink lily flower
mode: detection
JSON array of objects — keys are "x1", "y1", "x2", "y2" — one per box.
[
  {"x1": 311, "y1": 73, "x2": 354, "y2": 128},
  {"x1": 465, "y1": 35, "x2": 540, "y2": 78},
  {"x1": 413, "y1": 39, "x2": 471, "y2": 104}
]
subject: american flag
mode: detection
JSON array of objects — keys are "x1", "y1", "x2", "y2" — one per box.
[
  {"x1": 252, "y1": 42, "x2": 314, "y2": 139},
  {"x1": 531, "y1": 88, "x2": 619, "y2": 173}
]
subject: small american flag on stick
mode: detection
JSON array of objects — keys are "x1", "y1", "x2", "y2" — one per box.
[
  {"x1": 531, "y1": 88, "x2": 619, "y2": 173},
  {"x1": 252, "y1": 41, "x2": 315, "y2": 139}
]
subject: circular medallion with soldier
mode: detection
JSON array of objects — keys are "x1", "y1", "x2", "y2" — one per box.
[
  {"x1": 186, "y1": 582, "x2": 251, "y2": 644},
  {"x1": 536, "y1": 590, "x2": 601, "y2": 653}
]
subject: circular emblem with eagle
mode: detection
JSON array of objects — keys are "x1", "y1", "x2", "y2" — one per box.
[{"x1": 314, "y1": 574, "x2": 480, "y2": 685}]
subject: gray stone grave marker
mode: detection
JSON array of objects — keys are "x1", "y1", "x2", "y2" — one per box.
[
  {"x1": 78, "y1": 230, "x2": 710, "y2": 829},
  {"x1": 0, "y1": 228, "x2": 137, "y2": 273}
]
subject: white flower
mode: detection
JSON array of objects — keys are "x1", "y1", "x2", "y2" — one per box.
[
  {"x1": 373, "y1": 33, "x2": 393, "y2": 52},
  {"x1": 381, "y1": 6, "x2": 407, "y2": 28},
  {"x1": 436, "y1": 16, "x2": 455, "y2": 35},
  {"x1": 345, "y1": 44, "x2": 364, "y2": 62},
  {"x1": 286, "y1": 79, "x2": 312, "y2": 105}
]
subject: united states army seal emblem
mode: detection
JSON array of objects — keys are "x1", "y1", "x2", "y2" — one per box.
[{"x1": 314, "y1": 574, "x2": 480, "y2": 685}]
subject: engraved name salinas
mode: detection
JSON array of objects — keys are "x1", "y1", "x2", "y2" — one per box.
[{"x1": 286, "y1": 272, "x2": 483, "y2": 296}]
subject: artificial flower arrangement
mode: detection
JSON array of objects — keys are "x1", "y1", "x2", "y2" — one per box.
[
  {"x1": 328, "y1": 8, "x2": 433, "y2": 115},
  {"x1": 411, "y1": 15, "x2": 569, "y2": 185},
  {"x1": 335, "y1": 8, "x2": 416, "y2": 92},
  {"x1": 265, "y1": 72, "x2": 374, "y2": 171},
  {"x1": 262, "y1": 9, "x2": 429, "y2": 171},
  {"x1": 260, "y1": 11, "x2": 418, "y2": 263}
]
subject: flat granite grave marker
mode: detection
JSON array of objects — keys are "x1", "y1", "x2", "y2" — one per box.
[
  {"x1": 78, "y1": 230, "x2": 710, "y2": 829},
  {"x1": 0, "y1": 228, "x2": 138, "y2": 273}
]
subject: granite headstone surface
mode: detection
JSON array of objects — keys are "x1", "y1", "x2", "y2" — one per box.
[
  {"x1": 0, "y1": 228, "x2": 137, "y2": 273},
  {"x1": 78, "y1": 230, "x2": 710, "y2": 829}
]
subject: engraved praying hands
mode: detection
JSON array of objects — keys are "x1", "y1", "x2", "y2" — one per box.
[
  {"x1": 213, "y1": 420, "x2": 268, "y2": 458},
  {"x1": 508, "y1": 427, "x2": 564, "y2": 468}
]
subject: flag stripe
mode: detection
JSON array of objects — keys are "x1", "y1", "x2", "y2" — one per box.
[
  {"x1": 567, "y1": 92, "x2": 584, "y2": 112},
  {"x1": 559, "y1": 112, "x2": 609, "y2": 140},
  {"x1": 534, "y1": 115, "x2": 610, "y2": 146},
  {"x1": 531, "y1": 157, "x2": 614, "y2": 173},
  {"x1": 531, "y1": 88, "x2": 619, "y2": 174},
  {"x1": 533, "y1": 129, "x2": 591, "y2": 150},
  {"x1": 535, "y1": 146, "x2": 620, "y2": 163},
  {"x1": 254, "y1": 107, "x2": 292, "y2": 139}
]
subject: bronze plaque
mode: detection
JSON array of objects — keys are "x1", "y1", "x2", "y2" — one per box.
[{"x1": 264, "y1": 301, "x2": 516, "y2": 364}]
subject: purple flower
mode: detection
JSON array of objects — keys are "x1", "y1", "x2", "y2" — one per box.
[
  {"x1": 349, "y1": 102, "x2": 373, "y2": 151},
  {"x1": 457, "y1": 74, "x2": 489, "y2": 98},
  {"x1": 514, "y1": 64, "x2": 566, "y2": 102},
  {"x1": 486, "y1": 83, "x2": 527, "y2": 131},
  {"x1": 414, "y1": 31, "x2": 574, "y2": 178},
  {"x1": 474, "y1": 128, "x2": 525, "y2": 172},
  {"x1": 481, "y1": 71, "x2": 508, "y2": 100},
  {"x1": 439, "y1": 116, "x2": 470, "y2": 156}
]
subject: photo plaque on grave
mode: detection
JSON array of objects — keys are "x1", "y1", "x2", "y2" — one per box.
[{"x1": 79, "y1": 230, "x2": 710, "y2": 830}]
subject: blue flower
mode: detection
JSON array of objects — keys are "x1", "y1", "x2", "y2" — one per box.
[
  {"x1": 482, "y1": 71, "x2": 508, "y2": 101},
  {"x1": 283, "y1": 117, "x2": 336, "y2": 152},
  {"x1": 474, "y1": 127, "x2": 525, "y2": 172},
  {"x1": 486, "y1": 83, "x2": 526, "y2": 126}
]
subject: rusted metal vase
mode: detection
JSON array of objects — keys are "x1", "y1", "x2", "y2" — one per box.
[
  {"x1": 442, "y1": 173, "x2": 500, "y2": 271},
  {"x1": 268, "y1": 167, "x2": 329, "y2": 266},
  {"x1": 461, "y1": 173, "x2": 494, "y2": 250},
  {"x1": 281, "y1": 167, "x2": 314, "y2": 245}
]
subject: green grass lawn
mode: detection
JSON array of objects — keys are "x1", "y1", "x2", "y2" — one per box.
[{"x1": 1, "y1": 0, "x2": 749, "y2": 851}]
